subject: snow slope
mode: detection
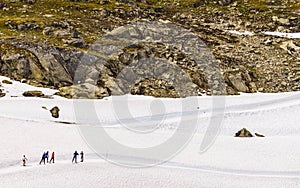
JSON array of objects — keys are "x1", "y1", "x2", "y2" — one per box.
[{"x1": 0, "y1": 76, "x2": 300, "y2": 187}]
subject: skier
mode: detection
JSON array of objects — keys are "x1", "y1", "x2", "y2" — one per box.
[
  {"x1": 39, "y1": 152, "x2": 46, "y2": 165},
  {"x1": 72, "y1": 151, "x2": 79, "y2": 163},
  {"x1": 49, "y1": 152, "x2": 55, "y2": 164},
  {"x1": 80, "y1": 151, "x2": 84, "y2": 162},
  {"x1": 22, "y1": 155, "x2": 28, "y2": 166},
  {"x1": 45, "y1": 151, "x2": 49, "y2": 163}
]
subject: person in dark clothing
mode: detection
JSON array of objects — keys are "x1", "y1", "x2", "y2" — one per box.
[
  {"x1": 22, "y1": 155, "x2": 28, "y2": 166},
  {"x1": 49, "y1": 152, "x2": 55, "y2": 163},
  {"x1": 80, "y1": 151, "x2": 84, "y2": 162},
  {"x1": 45, "y1": 151, "x2": 49, "y2": 163},
  {"x1": 72, "y1": 151, "x2": 79, "y2": 163},
  {"x1": 39, "y1": 152, "x2": 46, "y2": 165}
]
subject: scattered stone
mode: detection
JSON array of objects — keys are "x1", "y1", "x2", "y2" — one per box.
[
  {"x1": 50, "y1": 106, "x2": 60, "y2": 118},
  {"x1": 235, "y1": 128, "x2": 253, "y2": 137},
  {"x1": 218, "y1": 0, "x2": 233, "y2": 6},
  {"x1": 266, "y1": 0, "x2": 278, "y2": 5},
  {"x1": 42, "y1": 27, "x2": 52, "y2": 35},
  {"x1": 0, "y1": 89, "x2": 5, "y2": 98},
  {"x1": 53, "y1": 30, "x2": 71, "y2": 37},
  {"x1": 62, "y1": 38, "x2": 86, "y2": 48},
  {"x1": 2, "y1": 80, "x2": 12, "y2": 84},
  {"x1": 255, "y1": 133, "x2": 265, "y2": 137},
  {"x1": 20, "y1": 79, "x2": 27, "y2": 83},
  {"x1": 72, "y1": 29, "x2": 79, "y2": 38},
  {"x1": 42, "y1": 106, "x2": 48, "y2": 110},
  {"x1": 0, "y1": 2, "x2": 7, "y2": 8},
  {"x1": 277, "y1": 18, "x2": 290, "y2": 25},
  {"x1": 19, "y1": 0, "x2": 36, "y2": 4},
  {"x1": 17, "y1": 23, "x2": 26, "y2": 31},
  {"x1": 280, "y1": 41, "x2": 300, "y2": 54},
  {"x1": 23, "y1": 90, "x2": 44, "y2": 97}
]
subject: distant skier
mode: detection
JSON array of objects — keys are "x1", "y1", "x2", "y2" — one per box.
[
  {"x1": 72, "y1": 151, "x2": 79, "y2": 163},
  {"x1": 80, "y1": 151, "x2": 84, "y2": 162},
  {"x1": 49, "y1": 152, "x2": 55, "y2": 164},
  {"x1": 39, "y1": 152, "x2": 46, "y2": 165},
  {"x1": 22, "y1": 155, "x2": 28, "y2": 166},
  {"x1": 45, "y1": 151, "x2": 49, "y2": 163}
]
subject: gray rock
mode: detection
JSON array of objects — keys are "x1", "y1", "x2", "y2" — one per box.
[{"x1": 227, "y1": 73, "x2": 249, "y2": 92}]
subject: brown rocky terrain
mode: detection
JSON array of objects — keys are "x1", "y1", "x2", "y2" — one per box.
[{"x1": 0, "y1": 0, "x2": 299, "y2": 98}]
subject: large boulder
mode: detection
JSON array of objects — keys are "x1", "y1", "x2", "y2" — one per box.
[
  {"x1": 50, "y1": 106, "x2": 60, "y2": 118},
  {"x1": 235, "y1": 128, "x2": 253, "y2": 137}
]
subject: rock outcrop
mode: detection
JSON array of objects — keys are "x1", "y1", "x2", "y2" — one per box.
[{"x1": 0, "y1": 0, "x2": 299, "y2": 99}]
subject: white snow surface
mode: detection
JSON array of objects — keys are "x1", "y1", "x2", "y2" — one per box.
[
  {"x1": 226, "y1": 30, "x2": 254, "y2": 36},
  {"x1": 0, "y1": 76, "x2": 300, "y2": 188},
  {"x1": 264, "y1": 32, "x2": 300, "y2": 39},
  {"x1": 226, "y1": 30, "x2": 300, "y2": 39}
]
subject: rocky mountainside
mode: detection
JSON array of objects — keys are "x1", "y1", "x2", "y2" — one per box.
[{"x1": 0, "y1": 0, "x2": 299, "y2": 98}]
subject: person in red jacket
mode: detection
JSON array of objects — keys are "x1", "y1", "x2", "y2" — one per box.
[{"x1": 49, "y1": 152, "x2": 55, "y2": 163}]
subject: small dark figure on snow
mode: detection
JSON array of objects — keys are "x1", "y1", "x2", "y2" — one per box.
[
  {"x1": 45, "y1": 151, "x2": 49, "y2": 163},
  {"x1": 80, "y1": 151, "x2": 84, "y2": 162},
  {"x1": 49, "y1": 152, "x2": 55, "y2": 163},
  {"x1": 39, "y1": 152, "x2": 46, "y2": 165},
  {"x1": 72, "y1": 151, "x2": 79, "y2": 163},
  {"x1": 22, "y1": 155, "x2": 28, "y2": 166}
]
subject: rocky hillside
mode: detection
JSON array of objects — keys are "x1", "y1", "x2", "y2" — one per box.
[{"x1": 0, "y1": 0, "x2": 299, "y2": 98}]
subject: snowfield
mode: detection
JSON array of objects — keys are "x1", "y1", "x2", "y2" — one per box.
[
  {"x1": 0, "y1": 76, "x2": 300, "y2": 188},
  {"x1": 226, "y1": 30, "x2": 300, "y2": 39}
]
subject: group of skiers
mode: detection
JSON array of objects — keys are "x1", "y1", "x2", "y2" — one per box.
[
  {"x1": 72, "y1": 151, "x2": 84, "y2": 163},
  {"x1": 39, "y1": 151, "x2": 55, "y2": 165},
  {"x1": 22, "y1": 150, "x2": 84, "y2": 166}
]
